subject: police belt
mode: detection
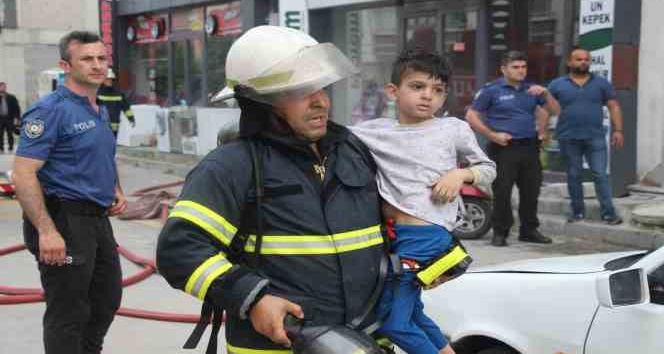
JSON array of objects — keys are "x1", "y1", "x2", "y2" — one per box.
[
  {"x1": 506, "y1": 137, "x2": 539, "y2": 146},
  {"x1": 45, "y1": 195, "x2": 108, "y2": 217}
]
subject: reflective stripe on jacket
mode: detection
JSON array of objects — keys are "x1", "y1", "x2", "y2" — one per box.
[
  {"x1": 157, "y1": 122, "x2": 384, "y2": 351},
  {"x1": 97, "y1": 85, "x2": 134, "y2": 130}
]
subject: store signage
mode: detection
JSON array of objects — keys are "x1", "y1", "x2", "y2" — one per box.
[
  {"x1": 579, "y1": 0, "x2": 614, "y2": 79},
  {"x1": 489, "y1": 0, "x2": 511, "y2": 51},
  {"x1": 279, "y1": 0, "x2": 308, "y2": 33},
  {"x1": 127, "y1": 14, "x2": 169, "y2": 44},
  {"x1": 99, "y1": 0, "x2": 114, "y2": 65},
  {"x1": 172, "y1": 8, "x2": 204, "y2": 32},
  {"x1": 206, "y1": 1, "x2": 242, "y2": 37}
]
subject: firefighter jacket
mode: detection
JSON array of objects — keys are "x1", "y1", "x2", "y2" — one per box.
[
  {"x1": 156, "y1": 122, "x2": 384, "y2": 353},
  {"x1": 97, "y1": 85, "x2": 134, "y2": 132}
]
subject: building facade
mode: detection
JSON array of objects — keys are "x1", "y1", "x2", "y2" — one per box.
[
  {"x1": 0, "y1": 0, "x2": 100, "y2": 110},
  {"x1": 111, "y1": 0, "x2": 658, "y2": 190}
]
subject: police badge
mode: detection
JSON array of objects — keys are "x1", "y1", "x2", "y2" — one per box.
[{"x1": 25, "y1": 120, "x2": 45, "y2": 139}]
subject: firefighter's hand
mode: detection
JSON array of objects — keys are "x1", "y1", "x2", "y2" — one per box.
[
  {"x1": 249, "y1": 294, "x2": 304, "y2": 347},
  {"x1": 39, "y1": 230, "x2": 66, "y2": 266},
  {"x1": 431, "y1": 169, "x2": 470, "y2": 203},
  {"x1": 488, "y1": 131, "x2": 512, "y2": 146},
  {"x1": 108, "y1": 189, "x2": 128, "y2": 216}
]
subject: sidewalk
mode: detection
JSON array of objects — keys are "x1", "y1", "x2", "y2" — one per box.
[{"x1": 117, "y1": 145, "x2": 664, "y2": 250}]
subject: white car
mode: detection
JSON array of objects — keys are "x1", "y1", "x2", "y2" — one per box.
[{"x1": 423, "y1": 246, "x2": 664, "y2": 354}]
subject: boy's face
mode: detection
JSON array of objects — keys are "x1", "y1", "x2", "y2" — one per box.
[{"x1": 386, "y1": 70, "x2": 447, "y2": 124}]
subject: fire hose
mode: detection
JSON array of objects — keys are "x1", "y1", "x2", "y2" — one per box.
[{"x1": 0, "y1": 243, "x2": 202, "y2": 323}]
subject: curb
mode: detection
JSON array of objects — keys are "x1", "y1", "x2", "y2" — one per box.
[
  {"x1": 537, "y1": 213, "x2": 664, "y2": 250},
  {"x1": 116, "y1": 154, "x2": 197, "y2": 178}
]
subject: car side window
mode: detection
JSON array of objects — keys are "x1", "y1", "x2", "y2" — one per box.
[{"x1": 648, "y1": 264, "x2": 664, "y2": 305}]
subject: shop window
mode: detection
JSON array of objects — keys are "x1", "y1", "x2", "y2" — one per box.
[
  {"x1": 128, "y1": 42, "x2": 169, "y2": 106},
  {"x1": 331, "y1": 6, "x2": 400, "y2": 126},
  {"x1": 205, "y1": 1, "x2": 242, "y2": 105},
  {"x1": 173, "y1": 39, "x2": 204, "y2": 106}
]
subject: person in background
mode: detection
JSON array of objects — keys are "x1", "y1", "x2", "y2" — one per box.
[
  {"x1": 466, "y1": 50, "x2": 560, "y2": 247},
  {"x1": 97, "y1": 68, "x2": 135, "y2": 137},
  {"x1": 548, "y1": 47, "x2": 624, "y2": 225},
  {"x1": 0, "y1": 81, "x2": 21, "y2": 152}
]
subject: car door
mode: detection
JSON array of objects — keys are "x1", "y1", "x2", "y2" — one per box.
[{"x1": 585, "y1": 256, "x2": 664, "y2": 354}]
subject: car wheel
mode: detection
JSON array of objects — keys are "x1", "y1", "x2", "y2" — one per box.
[
  {"x1": 453, "y1": 196, "x2": 492, "y2": 240},
  {"x1": 476, "y1": 346, "x2": 518, "y2": 354}
]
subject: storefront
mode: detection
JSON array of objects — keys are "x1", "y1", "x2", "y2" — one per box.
[{"x1": 105, "y1": 0, "x2": 642, "y2": 191}]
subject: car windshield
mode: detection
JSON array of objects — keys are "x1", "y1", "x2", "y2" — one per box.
[{"x1": 604, "y1": 252, "x2": 648, "y2": 270}]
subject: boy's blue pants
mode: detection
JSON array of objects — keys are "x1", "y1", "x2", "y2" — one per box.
[
  {"x1": 376, "y1": 223, "x2": 453, "y2": 354},
  {"x1": 376, "y1": 271, "x2": 448, "y2": 354}
]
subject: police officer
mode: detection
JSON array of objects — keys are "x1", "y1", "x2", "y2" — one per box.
[
  {"x1": 156, "y1": 26, "x2": 384, "y2": 353},
  {"x1": 466, "y1": 51, "x2": 560, "y2": 247},
  {"x1": 13, "y1": 31, "x2": 127, "y2": 354},
  {"x1": 97, "y1": 68, "x2": 134, "y2": 137}
]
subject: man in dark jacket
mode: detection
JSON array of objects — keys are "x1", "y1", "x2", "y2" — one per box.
[
  {"x1": 97, "y1": 69, "x2": 134, "y2": 138},
  {"x1": 156, "y1": 26, "x2": 384, "y2": 353},
  {"x1": 0, "y1": 81, "x2": 21, "y2": 152}
]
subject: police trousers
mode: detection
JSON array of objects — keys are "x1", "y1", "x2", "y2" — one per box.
[
  {"x1": 487, "y1": 140, "x2": 542, "y2": 236},
  {"x1": 23, "y1": 197, "x2": 122, "y2": 354}
]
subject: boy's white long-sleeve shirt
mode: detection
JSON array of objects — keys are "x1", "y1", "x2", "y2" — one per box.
[{"x1": 349, "y1": 117, "x2": 496, "y2": 231}]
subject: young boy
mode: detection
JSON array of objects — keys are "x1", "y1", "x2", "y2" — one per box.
[{"x1": 350, "y1": 49, "x2": 496, "y2": 354}]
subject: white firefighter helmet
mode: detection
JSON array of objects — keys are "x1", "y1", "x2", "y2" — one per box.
[
  {"x1": 211, "y1": 25, "x2": 358, "y2": 104},
  {"x1": 106, "y1": 68, "x2": 116, "y2": 79}
]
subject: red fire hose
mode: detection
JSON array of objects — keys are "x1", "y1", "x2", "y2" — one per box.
[{"x1": 0, "y1": 243, "x2": 203, "y2": 323}]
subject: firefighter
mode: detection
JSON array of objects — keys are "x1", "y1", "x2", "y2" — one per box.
[
  {"x1": 97, "y1": 68, "x2": 134, "y2": 137},
  {"x1": 156, "y1": 26, "x2": 384, "y2": 353}
]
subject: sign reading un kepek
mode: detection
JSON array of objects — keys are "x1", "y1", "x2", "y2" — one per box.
[{"x1": 579, "y1": 0, "x2": 614, "y2": 80}]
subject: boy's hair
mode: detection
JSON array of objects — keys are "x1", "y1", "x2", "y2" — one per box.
[
  {"x1": 500, "y1": 50, "x2": 528, "y2": 66},
  {"x1": 391, "y1": 48, "x2": 451, "y2": 86},
  {"x1": 59, "y1": 31, "x2": 102, "y2": 61}
]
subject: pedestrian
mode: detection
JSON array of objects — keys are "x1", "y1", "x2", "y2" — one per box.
[
  {"x1": 0, "y1": 81, "x2": 21, "y2": 152},
  {"x1": 548, "y1": 47, "x2": 624, "y2": 224},
  {"x1": 466, "y1": 50, "x2": 560, "y2": 247},
  {"x1": 13, "y1": 31, "x2": 128, "y2": 354},
  {"x1": 156, "y1": 26, "x2": 385, "y2": 353},
  {"x1": 350, "y1": 49, "x2": 496, "y2": 354},
  {"x1": 97, "y1": 68, "x2": 135, "y2": 138}
]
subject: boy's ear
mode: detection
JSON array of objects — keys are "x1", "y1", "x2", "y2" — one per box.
[{"x1": 384, "y1": 83, "x2": 399, "y2": 101}]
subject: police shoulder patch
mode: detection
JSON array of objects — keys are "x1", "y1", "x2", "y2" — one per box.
[{"x1": 25, "y1": 119, "x2": 45, "y2": 139}]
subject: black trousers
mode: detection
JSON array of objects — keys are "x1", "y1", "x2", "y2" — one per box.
[
  {"x1": 23, "y1": 198, "x2": 122, "y2": 354},
  {"x1": 487, "y1": 140, "x2": 542, "y2": 237},
  {"x1": 0, "y1": 117, "x2": 14, "y2": 150}
]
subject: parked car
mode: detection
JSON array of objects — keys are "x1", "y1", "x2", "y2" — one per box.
[{"x1": 423, "y1": 247, "x2": 664, "y2": 354}]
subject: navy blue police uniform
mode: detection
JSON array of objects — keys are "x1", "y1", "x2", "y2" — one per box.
[
  {"x1": 16, "y1": 85, "x2": 122, "y2": 354},
  {"x1": 471, "y1": 78, "x2": 545, "y2": 239}
]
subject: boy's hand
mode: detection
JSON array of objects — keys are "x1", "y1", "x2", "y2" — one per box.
[{"x1": 431, "y1": 169, "x2": 469, "y2": 203}]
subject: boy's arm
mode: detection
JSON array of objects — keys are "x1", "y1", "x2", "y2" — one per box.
[{"x1": 455, "y1": 121, "x2": 497, "y2": 194}]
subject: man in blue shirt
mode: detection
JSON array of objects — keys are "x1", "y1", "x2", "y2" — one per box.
[
  {"x1": 13, "y1": 31, "x2": 127, "y2": 354},
  {"x1": 548, "y1": 48, "x2": 624, "y2": 225},
  {"x1": 466, "y1": 51, "x2": 560, "y2": 247}
]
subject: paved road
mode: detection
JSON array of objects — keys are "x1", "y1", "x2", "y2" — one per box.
[{"x1": 0, "y1": 151, "x2": 635, "y2": 354}]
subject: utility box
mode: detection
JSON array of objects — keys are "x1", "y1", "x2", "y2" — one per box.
[{"x1": 167, "y1": 106, "x2": 197, "y2": 154}]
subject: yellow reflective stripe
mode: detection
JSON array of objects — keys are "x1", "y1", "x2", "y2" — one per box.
[
  {"x1": 227, "y1": 344, "x2": 291, "y2": 354},
  {"x1": 244, "y1": 225, "x2": 382, "y2": 255},
  {"x1": 226, "y1": 70, "x2": 294, "y2": 90},
  {"x1": 416, "y1": 246, "x2": 468, "y2": 285},
  {"x1": 185, "y1": 254, "x2": 232, "y2": 299},
  {"x1": 110, "y1": 122, "x2": 120, "y2": 129},
  {"x1": 124, "y1": 110, "x2": 134, "y2": 117},
  {"x1": 169, "y1": 200, "x2": 238, "y2": 246},
  {"x1": 98, "y1": 94, "x2": 123, "y2": 101}
]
